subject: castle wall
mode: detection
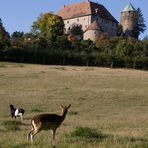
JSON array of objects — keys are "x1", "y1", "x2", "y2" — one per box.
[
  {"x1": 91, "y1": 16, "x2": 118, "y2": 37},
  {"x1": 63, "y1": 15, "x2": 92, "y2": 32},
  {"x1": 83, "y1": 30, "x2": 102, "y2": 42},
  {"x1": 64, "y1": 14, "x2": 118, "y2": 37}
]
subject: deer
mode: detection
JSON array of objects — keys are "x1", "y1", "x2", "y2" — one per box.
[{"x1": 27, "y1": 104, "x2": 71, "y2": 146}]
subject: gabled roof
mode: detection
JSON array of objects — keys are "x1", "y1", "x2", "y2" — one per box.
[
  {"x1": 58, "y1": 1, "x2": 118, "y2": 23},
  {"x1": 122, "y1": 3, "x2": 136, "y2": 12},
  {"x1": 85, "y1": 21, "x2": 103, "y2": 32}
]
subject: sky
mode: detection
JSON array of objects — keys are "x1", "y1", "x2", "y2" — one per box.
[{"x1": 0, "y1": 0, "x2": 147, "y2": 39}]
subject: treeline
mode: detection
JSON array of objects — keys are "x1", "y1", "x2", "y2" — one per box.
[
  {"x1": 0, "y1": 34, "x2": 148, "y2": 69},
  {"x1": 0, "y1": 13, "x2": 147, "y2": 69}
]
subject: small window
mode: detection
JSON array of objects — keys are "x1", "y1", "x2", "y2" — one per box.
[
  {"x1": 67, "y1": 21, "x2": 69, "y2": 24},
  {"x1": 77, "y1": 19, "x2": 79, "y2": 22}
]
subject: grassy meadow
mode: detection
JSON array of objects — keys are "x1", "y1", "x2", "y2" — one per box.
[{"x1": 0, "y1": 62, "x2": 148, "y2": 148}]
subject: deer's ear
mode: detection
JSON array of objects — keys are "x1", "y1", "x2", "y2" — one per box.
[
  {"x1": 67, "y1": 104, "x2": 71, "y2": 109},
  {"x1": 60, "y1": 105, "x2": 64, "y2": 108}
]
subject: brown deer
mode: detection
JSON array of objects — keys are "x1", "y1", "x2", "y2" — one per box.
[{"x1": 27, "y1": 104, "x2": 71, "y2": 146}]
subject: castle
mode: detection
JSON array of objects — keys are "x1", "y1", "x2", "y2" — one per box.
[{"x1": 58, "y1": 1, "x2": 138, "y2": 41}]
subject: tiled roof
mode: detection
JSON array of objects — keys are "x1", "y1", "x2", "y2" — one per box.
[
  {"x1": 58, "y1": 1, "x2": 118, "y2": 23},
  {"x1": 85, "y1": 20, "x2": 103, "y2": 32},
  {"x1": 122, "y1": 3, "x2": 136, "y2": 12}
]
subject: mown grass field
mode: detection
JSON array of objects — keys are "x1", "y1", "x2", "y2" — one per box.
[{"x1": 0, "y1": 62, "x2": 148, "y2": 148}]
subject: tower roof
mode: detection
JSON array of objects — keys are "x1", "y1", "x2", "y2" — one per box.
[
  {"x1": 58, "y1": 1, "x2": 118, "y2": 23},
  {"x1": 122, "y1": 3, "x2": 136, "y2": 12}
]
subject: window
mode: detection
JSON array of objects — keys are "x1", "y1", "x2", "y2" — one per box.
[
  {"x1": 67, "y1": 21, "x2": 69, "y2": 24},
  {"x1": 77, "y1": 19, "x2": 79, "y2": 22}
]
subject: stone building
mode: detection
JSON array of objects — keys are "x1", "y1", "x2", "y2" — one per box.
[
  {"x1": 83, "y1": 20, "x2": 103, "y2": 41},
  {"x1": 58, "y1": 0, "x2": 118, "y2": 42},
  {"x1": 120, "y1": 3, "x2": 138, "y2": 38}
]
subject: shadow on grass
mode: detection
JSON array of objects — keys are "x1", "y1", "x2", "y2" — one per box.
[
  {"x1": 115, "y1": 135, "x2": 148, "y2": 143},
  {"x1": 2, "y1": 120, "x2": 21, "y2": 131},
  {"x1": 0, "y1": 129, "x2": 6, "y2": 132}
]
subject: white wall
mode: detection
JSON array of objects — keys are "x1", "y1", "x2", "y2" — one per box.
[{"x1": 64, "y1": 15, "x2": 91, "y2": 31}]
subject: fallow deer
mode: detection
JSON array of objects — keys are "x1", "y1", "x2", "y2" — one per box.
[{"x1": 27, "y1": 104, "x2": 71, "y2": 146}]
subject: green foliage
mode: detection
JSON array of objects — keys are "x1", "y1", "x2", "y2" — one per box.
[
  {"x1": 133, "y1": 8, "x2": 146, "y2": 39},
  {"x1": 56, "y1": 35, "x2": 72, "y2": 50},
  {"x1": 11, "y1": 31, "x2": 24, "y2": 49},
  {"x1": 2, "y1": 120, "x2": 21, "y2": 131},
  {"x1": 0, "y1": 18, "x2": 10, "y2": 50},
  {"x1": 117, "y1": 24, "x2": 124, "y2": 36},
  {"x1": 67, "y1": 126, "x2": 107, "y2": 140},
  {"x1": 70, "y1": 23, "x2": 83, "y2": 36},
  {"x1": 1, "y1": 30, "x2": 148, "y2": 69},
  {"x1": 68, "y1": 111, "x2": 78, "y2": 115},
  {"x1": 32, "y1": 12, "x2": 64, "y2": 44}
]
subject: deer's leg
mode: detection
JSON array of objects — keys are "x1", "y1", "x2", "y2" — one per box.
[
  {"x1": 51, "y1": 129, "x2": 56, "y2": 146},
  {"x1": 27, "y1": 129, "x2": 33, "y2": 142},
  {"x1": 30, "y1": 129, "x2": 41, "y2": 144},
  {"x1": 20, "y1": 114, "x2": 23, "y2": 121}
]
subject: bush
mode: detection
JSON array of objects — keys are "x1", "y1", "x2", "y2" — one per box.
[
  {"x1": 67, "y1": 126, "x2": 107, "y2": 141},
  {"x1": 2, "y1": 120, "x2": 21, "y2": 131}
]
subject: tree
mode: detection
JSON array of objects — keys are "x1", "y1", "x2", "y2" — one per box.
[
  {"x1": 115, "y1": 38, "x2": 134, "y2": 67},
  {"x1": 70, "y1": 23, "x2": 83, "y2": 36},
  {"x1": 0, "y1": 18, "x2": 10, "y2": 50},
  {"x1": 117, "y1": 24, "x2": 124, "y2": 37},
  {"x1": 133, "y1": 8, "x2": 146, "y2": 39},
  {"x1": 11, "y1": 31, "x2": 24, "y2": 49},
  {"x1": 32, "y1": 12, "x2": 64, "y2": 46}
]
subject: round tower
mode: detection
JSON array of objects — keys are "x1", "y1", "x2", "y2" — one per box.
[{"x1": 120, "y1": 3, "x2": 138, "y2": 37}]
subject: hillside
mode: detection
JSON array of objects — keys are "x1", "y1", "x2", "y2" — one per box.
[{"x1": 0, "y1": 62, "x2": 148, "y2": 147}]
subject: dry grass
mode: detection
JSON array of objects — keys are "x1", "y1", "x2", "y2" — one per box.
[{"x1": 0, "y1": 62, "x2": 148, "y2": 147}]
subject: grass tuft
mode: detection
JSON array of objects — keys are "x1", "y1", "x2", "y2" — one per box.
[
  {"x1": 68, "y1": 111, "x2": 78, "y2": 115},
  {"x1": 2, "y1": 120, "x2": 21, "y2": 131},
  {"x1": 30, "y1": 108, "x2": 42, "y2": 113},
  {"x1": 66, "y1": 126, "x2": 108, "y2": 142}
]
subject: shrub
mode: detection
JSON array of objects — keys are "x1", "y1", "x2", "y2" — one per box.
[{"x1": 67, "y1": 126, "x2": 107, "y2": 141}]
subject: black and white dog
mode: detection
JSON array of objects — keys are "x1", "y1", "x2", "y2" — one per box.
[{"x1": 10, "y1": 104, "x2": 25, "y2": 121}]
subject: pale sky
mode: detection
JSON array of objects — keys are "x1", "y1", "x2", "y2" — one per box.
[{"x1": 0, "y1": 0, "x2": 147, "y2": 39}]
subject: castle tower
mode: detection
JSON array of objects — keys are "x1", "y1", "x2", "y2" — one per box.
[
  {"x1": 120, "y1": 3, "x2": 138, "y2": 38},
  {"x1": 83, "y1": 21, "x2": 104, "y2": 42}
]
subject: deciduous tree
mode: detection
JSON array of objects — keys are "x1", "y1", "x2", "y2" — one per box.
[{"x1": 32, "y1": 12, "x2": 64, "y2": 47}]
